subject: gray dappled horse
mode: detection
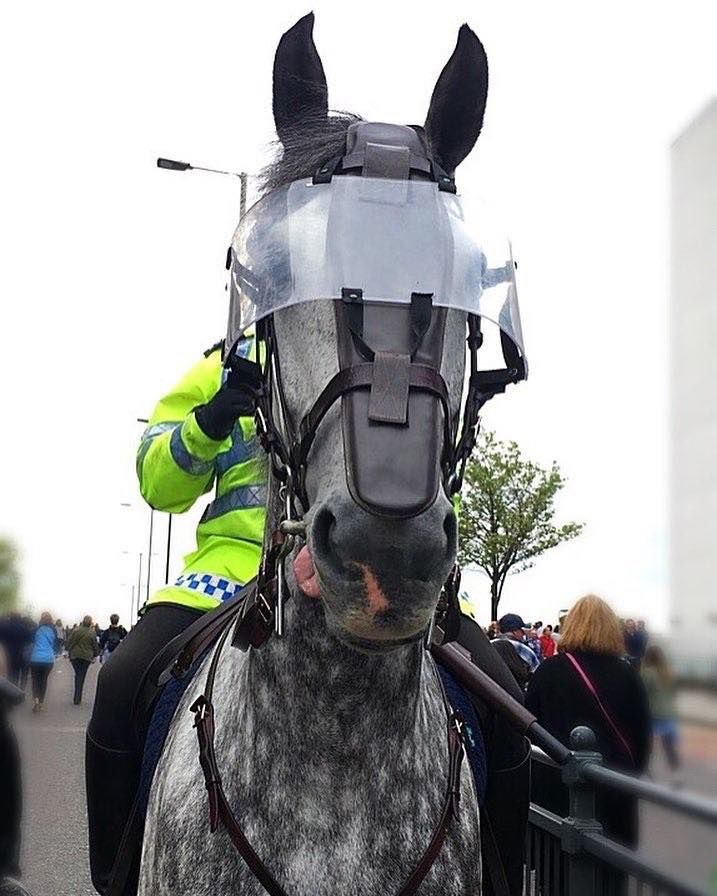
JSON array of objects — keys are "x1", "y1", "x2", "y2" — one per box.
[{"x1": 140, "y1": 15, "x2": 494, "y2": 896}]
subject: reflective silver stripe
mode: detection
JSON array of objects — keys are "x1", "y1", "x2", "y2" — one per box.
[
  {"x1": 141, "y1": 421, "x2": 181, "y2": 442},
  {"x1": 215, "y1": 432, "x2": 259, "y2": 475},
  {"x1": 137, "y1": 422, "x2": 181, "y2": 477},
  {"x1": 201, "y1": 484, "x2": 268, "y2": 522},
  {"x1": 169, "y1": 427, "x2": 214, "y2": 477}
]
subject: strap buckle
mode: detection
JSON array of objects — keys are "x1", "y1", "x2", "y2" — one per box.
[{"x1": 190, "y1": 694, "x2": 209, "y2": 724}]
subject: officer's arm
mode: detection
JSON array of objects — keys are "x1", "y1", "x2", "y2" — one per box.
[{"x1": 136, "y1": 352, "x2": 226, "y2": 513}]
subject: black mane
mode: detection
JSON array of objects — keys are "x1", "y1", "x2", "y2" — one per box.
[{"x1": 259, "y1": 111, "x2": 362, "y2": 193}]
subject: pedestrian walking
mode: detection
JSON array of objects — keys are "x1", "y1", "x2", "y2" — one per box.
[
  {"x1": 54, "y1": 618, "x2": 66, "y2": 656},
  {"x1": 0, "y1": 613, "x2": 34, "y2": 689},
  {"x1": 99, "y1": 614, "x2": 127, "y2": 663},
  {"x1": 642, "y1": 645, "x2": 682, "y2": 785},
  {"x1": 66, "y1": 616, "x2": 98, "y2": 705},
  {"x1": 526, "y1": 594, "x2": 651, "y2": 847},
  {"x1": 0, "y1": 646, "x2": 22, "y2": 883},
  {"x1": 29, "y1": 612, "x2": 58, "y2": 712}
]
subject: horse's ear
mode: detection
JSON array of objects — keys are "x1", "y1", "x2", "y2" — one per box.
[
  {"x1": 424, "y1": 25, "x2": 488, "y2": 174},
  {"x1": 273, "y1": 12, "x2": 328, "y2": 145}
]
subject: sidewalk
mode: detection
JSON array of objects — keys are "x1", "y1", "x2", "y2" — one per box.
[{"x1": 678, "y1": 686, "x2": 717, "y2": 728}]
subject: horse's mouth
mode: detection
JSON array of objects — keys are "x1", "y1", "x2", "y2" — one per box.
[
  {"x1": 293, "y1": 544, "x2": 322, "y2": 599},
  {"x1": 294, "y1": 543, "x2": 433, "y2": 649}
]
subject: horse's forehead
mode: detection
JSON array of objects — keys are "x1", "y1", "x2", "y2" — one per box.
[{"x1": 273, "y1": 301, "x2": 340, "y2": 415}]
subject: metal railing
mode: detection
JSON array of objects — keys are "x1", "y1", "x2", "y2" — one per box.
[
  {"x1": 428, "y1": 644, "x2": 716, "y2": 895},
  {"x1": 525, "y1": 726, "x2": 717, "y2": 896}
]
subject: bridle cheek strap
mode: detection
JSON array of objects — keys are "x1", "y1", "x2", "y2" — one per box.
[{"x1": 191, "y1": 623, "x2": 466, "y2": 896}]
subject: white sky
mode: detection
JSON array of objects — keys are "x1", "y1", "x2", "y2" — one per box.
[{"x1": 1, "y1": 1, "x2": 715, "y2": 629}]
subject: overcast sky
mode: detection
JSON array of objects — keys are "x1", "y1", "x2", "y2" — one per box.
[{"x1": 1, "y1": 1, "x2": 715, "y2": 628}]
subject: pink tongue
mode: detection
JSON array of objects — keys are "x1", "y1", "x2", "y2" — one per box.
[{"x1": 294, "y1": 545, "x2": 321, "y2": 599}]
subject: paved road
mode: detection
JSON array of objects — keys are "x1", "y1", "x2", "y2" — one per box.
[
  {"x1": 13, "y1": 657, "x2": 98, "y2": 896},
  {"x1": 9, "y1": 661, "x2": 717, "y2": 895},
  {"x1": 640, "y1": 724, "x2": 717, "y2": 893}
]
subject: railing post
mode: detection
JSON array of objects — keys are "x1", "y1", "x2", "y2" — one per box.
[{"x1": 560, "y1": 726, "x2": 603, "y2": 896}]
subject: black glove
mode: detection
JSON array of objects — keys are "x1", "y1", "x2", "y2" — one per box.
[{"x1": 194, "y1": 384, "x2": 256, "y2": 441}]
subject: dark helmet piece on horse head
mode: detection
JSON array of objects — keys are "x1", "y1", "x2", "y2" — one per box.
[{"x1": 227, "y1": 13, "x2": 526, "y2": 647}]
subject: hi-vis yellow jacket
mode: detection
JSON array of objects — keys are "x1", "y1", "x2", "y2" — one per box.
[{"x1": 136, "y1": 341, "x2": 268, "y2": 611}]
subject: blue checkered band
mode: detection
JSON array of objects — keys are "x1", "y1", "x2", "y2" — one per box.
[
  {"x1": 170, "y1": 426, "x2": 214, "y2": 477},
  {"x1": 173, "y1": 572, "x2": 243, "y2": 602}
]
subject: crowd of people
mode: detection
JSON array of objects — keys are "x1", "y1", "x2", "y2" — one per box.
[
  {"x1": 0, "y1": 611, "x2": 128, "y2": 710},
  {"x1": 483, "y1": 596, "x2": 682, "y2": 845}
]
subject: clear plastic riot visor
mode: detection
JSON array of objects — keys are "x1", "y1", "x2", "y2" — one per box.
[{"x1": 228, "y1": 176, "x2": 526, "y2": 366}]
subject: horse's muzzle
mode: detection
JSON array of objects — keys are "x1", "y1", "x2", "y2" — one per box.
[{"x1": 307, "y1": 493, "x2": 457, "y2": 641}]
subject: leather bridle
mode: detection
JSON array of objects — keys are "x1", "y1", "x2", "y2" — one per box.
[
  {"x1": 186, "y1": 123, "x2": 526, "y2": 894},
  {"x1": 190, "y1": 619, "x2": 467, "y2": 896}
]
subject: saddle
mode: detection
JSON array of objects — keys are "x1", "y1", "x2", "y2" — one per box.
[{"x1": 106, "y1": 585, "x2": 528, "y2": 896}]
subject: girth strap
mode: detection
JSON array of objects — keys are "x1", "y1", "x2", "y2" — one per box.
[{"x1": 191, "y1": 624, "x2": 466, "y2": 896}]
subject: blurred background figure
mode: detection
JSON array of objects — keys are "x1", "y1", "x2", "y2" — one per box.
[
  {"x1": 29, "y1": 612, "x2": 59, "y2": 713},
  {"x1": 539, "y1": 624, "x2": 557, "y2": 658},
  {"x1": 99, "y1": 614, "x2": 127, "y2": 663},
  {"x1": 624, "y1": 617, "x2": 649, "y2": 669},
  {"x1": 0, "y1": 644, "x2": 23, "y2": 889},
  {"x1": 0, "y1": 613, "x2": 34, "y2": 690},
  {"x1": 66, "y1": 616, "x2": 98, "y2": 706},
  {"x1": 54, "y1": 619, "x2": 65, "y2": 657},
  {"x1": 642, "y1": 645, "x2": 683, "y2": 786},
  {"x1": 526, "y1": 622, "x2": 543, "y2": 662},
  {"x1": 491, "y1": 612, "x2": 540, "y2": 691},
  {"x1": 526, "y1": 594, "x2": 651, "y2": 847},
  {"x1": 487, "y1": 620, "x2": 499, "y2": 640}
]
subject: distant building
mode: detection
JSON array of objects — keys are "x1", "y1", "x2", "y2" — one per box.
[{"x1": 670, "y1": 99, "x2": 717, "y2": 679}]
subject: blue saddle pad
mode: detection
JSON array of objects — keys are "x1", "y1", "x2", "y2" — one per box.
[
  {"x1": 138, "y1": 659, "x2": 203, "y2": 813},
  {"x1": 436, "y1": 660, "x2": 488, "y2": 804}
]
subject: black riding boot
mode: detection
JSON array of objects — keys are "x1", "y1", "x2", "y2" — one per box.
[
  {"x1": 85, "y1": 604, "x2": 202, "y2": 895},
  {"x1": 85, "y1": 732, "x2": 141, "y2": 894}
]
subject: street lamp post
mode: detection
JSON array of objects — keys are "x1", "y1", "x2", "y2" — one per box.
[
  {"x1": 136, "y1": 552, "x2": 143, "y2": 620},
  {"x1": 165, "y1": 513, "x2": 173, "y2": 585},
  {"x1": 156, "y1": 158, "x2": 248, "y2": 219},
  {"x1": 146, "y1": 508, "x2": 154, "y2": 603}
]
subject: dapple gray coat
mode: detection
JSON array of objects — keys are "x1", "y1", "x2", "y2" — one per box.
[{"x1": 140, "y1": 13, "x2": 493, "y2": 894}]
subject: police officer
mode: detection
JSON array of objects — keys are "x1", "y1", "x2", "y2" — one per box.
[{"x1": 86, "y1": 335, "x2": 268, "y2": 893}]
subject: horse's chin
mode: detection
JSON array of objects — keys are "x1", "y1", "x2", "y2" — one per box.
[{"x1": 323, "y1": 611, "x2": 428, "y2": 654}]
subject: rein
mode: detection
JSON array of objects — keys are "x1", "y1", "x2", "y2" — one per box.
[{"x1": 189, "y1": 622, "x2": 467, "y2": 896}]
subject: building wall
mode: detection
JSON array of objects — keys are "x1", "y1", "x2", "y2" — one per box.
[{"x1": 670, "y1": 99, "x2": 717, "y2": 672}]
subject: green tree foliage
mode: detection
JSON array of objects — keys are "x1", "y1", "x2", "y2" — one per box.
[
  {"x1": 0, "y1": 537, "x2": 21, "y2": 613},
  {"x1": 458, "y1": 432, "x2": 584, "y2": 619}
]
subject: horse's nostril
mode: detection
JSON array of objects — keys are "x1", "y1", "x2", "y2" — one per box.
[
  {"x1": 313, "y1": 506, "x2": 336, "y2": 559},
  {"x1": 443, "y1": 509, "x2": 458, "y2": 558}
]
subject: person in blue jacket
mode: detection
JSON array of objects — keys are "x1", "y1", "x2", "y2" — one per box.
[{"x1": 29, "y1": 612, "x2": 58, "y2": 712}]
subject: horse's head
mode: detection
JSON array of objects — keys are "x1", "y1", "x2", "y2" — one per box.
[{"x1": 228, "y1": 14, "x2": 525, "y2": 651}]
